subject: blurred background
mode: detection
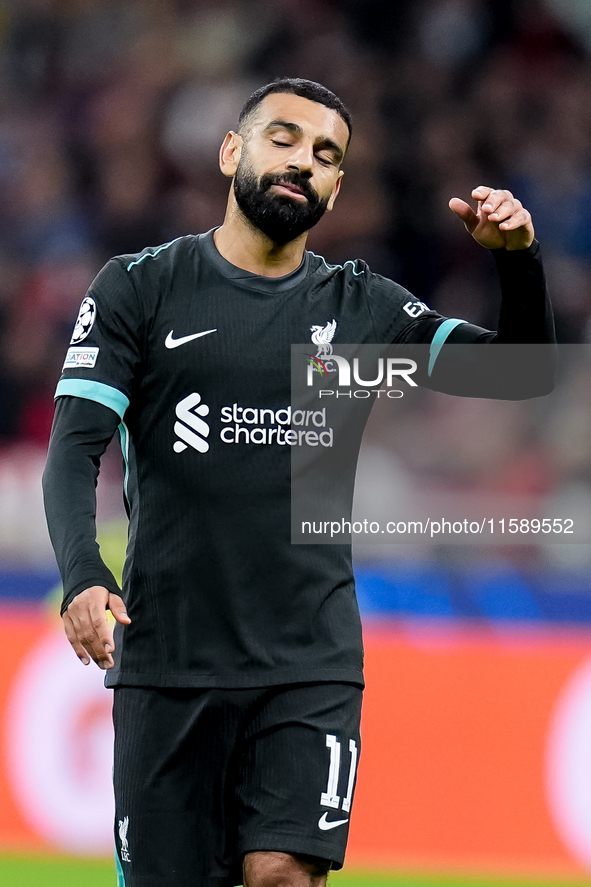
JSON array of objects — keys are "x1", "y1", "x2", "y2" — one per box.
[{"x1": 2, "y1": 0, "x2": 591, "y2": 884}]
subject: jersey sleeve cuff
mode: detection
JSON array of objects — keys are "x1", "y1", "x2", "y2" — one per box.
[
  {"x1": 55, "y1": 379, "x2": 130, "y2": 419},
  {"x1": 491, "y1": 238, "x2": 540, "y2": 262},
  {"x1": 428, "y1": 318, "x2": 467, "y2": 376}
]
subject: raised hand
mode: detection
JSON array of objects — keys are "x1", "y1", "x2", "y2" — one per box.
[{"x1": 449, "y1": 186, "x2": 535, "y2": 251}]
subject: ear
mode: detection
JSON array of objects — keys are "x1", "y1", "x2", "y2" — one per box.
[
  {"x1": 219, "y1": 131, "x2": 243, "y2": 178},
  {"x1": 326, "y1": 171, "x2": 344, "y2": 212}
]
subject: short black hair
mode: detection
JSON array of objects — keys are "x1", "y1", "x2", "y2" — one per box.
[{"x1": 238, "y1": 78, "x2": 352, "y2": 146}]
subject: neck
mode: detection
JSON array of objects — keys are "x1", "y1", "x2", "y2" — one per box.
[{"x1": 214, "y1": 193, "x2": 307, "y2": 277}]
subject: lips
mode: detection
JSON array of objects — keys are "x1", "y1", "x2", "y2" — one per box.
[
  {"x1": 273, "y1": 181, "x2": 308, "y2": 200},
  {"x1": 258, "y1": 171, "x2": 319, "y2": 208}
]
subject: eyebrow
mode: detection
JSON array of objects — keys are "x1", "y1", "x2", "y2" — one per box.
[{"x1": 263, "y1": 119, "x2": 345, "y2": 163}]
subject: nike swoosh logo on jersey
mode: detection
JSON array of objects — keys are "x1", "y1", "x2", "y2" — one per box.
[
  {"x1": 318, "y1": 812, "x2": 349, "y2": 831},
  {"x1": 165, "y1": 329, "x2": 217, "y2": 348}
]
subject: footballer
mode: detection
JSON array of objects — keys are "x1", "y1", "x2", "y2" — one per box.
[{"x1": 43, "y1": 78, "x2": 554, "y2": 887}]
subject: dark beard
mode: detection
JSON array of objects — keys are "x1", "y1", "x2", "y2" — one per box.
[{"x1": 233, "y1": 159, "x2": 330, "y2": 245}]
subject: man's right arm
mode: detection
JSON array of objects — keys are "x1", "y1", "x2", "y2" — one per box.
[{"x1": 42, "y1": 395, "x2": 131, "y2": 667}]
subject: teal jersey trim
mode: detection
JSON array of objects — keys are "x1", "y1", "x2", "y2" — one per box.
[
  {"x1": 126, "y1": 236, "x2": 184, "y2": 271},
  {"x1": 119, "y1": 421, "x2": 131, "y2": 501},
  {"x1": 309, "y1": 252, "x2": 365, "y2": 277},
  {"x1": 115, "y1": 846, "x2": 126, "y2": 887},
  {"x1": 428, "y1": 318, "x2": 467, "y2": 377},
  {"x1": 55, "y1": 378, "x2": 130, "y2": 419}
]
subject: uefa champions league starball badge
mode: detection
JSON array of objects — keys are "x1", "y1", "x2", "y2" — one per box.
[{"x1": 70, "y1": 297, "x2": 96, "y2": 344}]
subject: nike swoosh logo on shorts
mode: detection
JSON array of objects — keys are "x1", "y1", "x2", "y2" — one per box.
[
  {"x1": 317, "y1": 812, "x2": 349, "y2": 831},
  {"x1": 165, "y1": 329, "x2": 217, "y2": 348}
]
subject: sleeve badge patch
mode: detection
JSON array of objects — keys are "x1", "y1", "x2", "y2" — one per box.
[
  {"x1": 403, "y1": 300, "x2": 430, "y2": 318},
  {"x1": 70, "y1": 296, "x2": 97, "y2": 344},
  {"x1": 63, "y1": 347, "x2": 99, "y2": 369}
]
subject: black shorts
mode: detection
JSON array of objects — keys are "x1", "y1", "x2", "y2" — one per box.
[{"x1": 113, "y1": 682, "x2": 362, "y2": 887}]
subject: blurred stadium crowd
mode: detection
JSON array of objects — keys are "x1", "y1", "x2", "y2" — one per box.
[{"x1": 0, "y1": 0, "x2": 590, "y2": 569}]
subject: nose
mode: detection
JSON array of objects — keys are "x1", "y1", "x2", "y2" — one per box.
[{"x1": 286, "y1": 141, "x2": 314, "y2": 176}]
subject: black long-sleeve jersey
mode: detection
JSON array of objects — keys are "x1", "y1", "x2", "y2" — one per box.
[{"x1": 43, "y1": 230, "x2": 554, "y2": 688}]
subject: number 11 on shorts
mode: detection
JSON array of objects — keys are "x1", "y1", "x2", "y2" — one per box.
[{"x1": 320, "y1": 734, "x2": 358, "y2": 812}]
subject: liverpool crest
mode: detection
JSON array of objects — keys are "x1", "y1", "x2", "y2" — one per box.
[{"x1": 309, "y1": 319, "x2": 338, "y2": 373}]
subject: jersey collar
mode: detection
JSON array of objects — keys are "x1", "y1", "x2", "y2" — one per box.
[{"x1": 199, "y1": 228, "x2": 309, "y2": 294}]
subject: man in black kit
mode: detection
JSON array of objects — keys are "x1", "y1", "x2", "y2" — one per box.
[{"x1": 43, "y1": 79, "x2": 555, "y2": 887}]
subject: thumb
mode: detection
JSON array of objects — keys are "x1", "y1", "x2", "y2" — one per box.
[
  {"x1": 449, "y1": 197, "x2": 479, "y2": 233},
  {"x1": 108, "y1": 593, "x2": 131, "y2": 625}
]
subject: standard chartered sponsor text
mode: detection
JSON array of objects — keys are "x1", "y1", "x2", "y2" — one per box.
[
  {"x1": 301, "y1": 517, "x2": 575, "y2": 538},
  {"x1": 220, "y1": 404, "x2": 333, "y2": 446}
]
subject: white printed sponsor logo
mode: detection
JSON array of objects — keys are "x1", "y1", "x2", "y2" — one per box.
[
  {"x1": 310, "y1": 320, "x2": 338, "y2": 374},
  {"x1": 173, "y1": 392, "x2": 210, "y2": 453},
  {"x1": 165, "y1": 329, "x2": 217, "y2": 349},
  {"x1": 311, "y1": 319, "x2": 337, "y2": 360},
  {"x1": 403, "y1": 299, "x2": 429, "y2": 317},
  {"x1": 70, "y1": 296, "x2": 96, "y2": 344},
  {"x1": 173, "y1": 399, "x2": 334, "y2": 451},
  {"x1": 318, "y1": 734, "x2": 358, "y2": 830},
  {"x1": 63, "y1": 347, "x2": 99, "y2": 369},
  {"x1": 220, "y1": 404, "x2": 333, "y2": 447},
  {"x1": 119, "y1": 815, "x2": 131, "y2": 862},
  {"x1": 317, "y1": 812, "x2": 348, "y2": 830}
]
